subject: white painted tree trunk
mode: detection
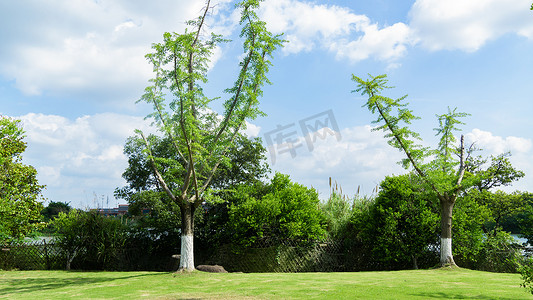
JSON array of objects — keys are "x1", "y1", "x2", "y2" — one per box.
[
  {"x1": 439, "y1": 197, "x2": 456, "y2": 266},
  {"x1": 440, "y1": 237, "x2": 453, "y2": 265},
  {"x1": 179, "y1": 234, "x2": 195, "y2": 271}
]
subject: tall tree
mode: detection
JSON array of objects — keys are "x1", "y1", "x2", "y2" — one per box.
[
  {"x1": 136, "y1": 0, "x2": 283, "y2": 271},
  {"x1": 0, "y1": 116, "x2": 45, "y2": 243},
  {"x1": 352, "y1": 74, "x2": 473, "y2": 266},
  {"x1": 114, "y1": 133, "x2": 271, "y2": 251}
]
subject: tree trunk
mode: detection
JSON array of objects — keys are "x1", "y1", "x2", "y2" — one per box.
[
  {"x1": 412, "y1": 255, "x2": 419, "y2": 270},
  {"x1": 179, "y1": 203, "x2": 195, "y2": 271},
  {"x1": 439, "y1": 197, "x2": 456, "y2": 266}
]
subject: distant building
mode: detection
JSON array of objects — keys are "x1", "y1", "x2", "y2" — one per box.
[{"x1": 95, "y1": 204, "x2": 129, "y2": 217}]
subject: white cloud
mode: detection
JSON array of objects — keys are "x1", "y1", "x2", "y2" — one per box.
[
  {"x1": 17, "y1": 113, "x2": 153, "y2": 208},
  {"x1": 409, "y1": 0, "x2": 533, "y2": 51},
  {"x1": 265, "y1": 125, "x2": 406, "y2": 198},
  {"x1": 259, "y1": 0, "x2": 412, "y2": 63},
  {"x1": 0, "y1": 0, "x2": 232, "y2": 103},
  {"x1": 465, "y1": 128, "x2": 532, "y2": 154},
  {"x1": 114, "y1": 21, "x2": 137, "y2": 33},
  {"x1": 331, "y1": 22, "x2": 411, "y2": 62},
  {"x1": 244, "y1": 121, "x2": 261, "y2": 138},
  {"x1": 465, "y1": 128, "x2": 532, "y2": 192}
]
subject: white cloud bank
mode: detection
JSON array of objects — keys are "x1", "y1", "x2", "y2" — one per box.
[
  {"x1": 257, "y1": 0, "x2": 533, "y2": 64},
  {"x1": 0, "y1": 0, "x2": 231, "y2": 103},
  {"x1": 1, "y1": 0, "x2": 532, "y2": 101},
  {"x1": 260, "y1": 0, "x2": 412, "y2": 63},
  {"x1": 265, "y1": 125, "x2": 407, "y2": 198},
  {"x1": 465, "y1": 128, "x2": 532, "y2": 192},
  {"x1": 409, "y1": 0, "x2": 533, "y2": 51},
  {"x1": 18, "y1": 113, "x2": 153, "y2": 208}
]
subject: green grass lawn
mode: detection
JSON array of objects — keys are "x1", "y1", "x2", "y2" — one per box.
[{"x1": 0, "y1": 268, "x2": 531, "y2": 299}]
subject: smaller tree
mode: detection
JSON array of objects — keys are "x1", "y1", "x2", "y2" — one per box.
[
  {"x1": 351, "y1": 174, "x2": 439, "y2": 270},
  {"x1": 41, "y1": 201, "x2": 71, "y2": 221},
  {"x1": 0, "y1": 116, "x2": 45, "y2": 243},
  {"x1": 228, "y1": 173, "x2": 327, "y2": 247}
]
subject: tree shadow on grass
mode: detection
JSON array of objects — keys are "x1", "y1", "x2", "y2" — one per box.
[
  {"x1": 412, "y1": 292, "x2": 528, "y2": 300},
  {"x1": 0, "y1": 272, "x2": 167, "y2": 297}
]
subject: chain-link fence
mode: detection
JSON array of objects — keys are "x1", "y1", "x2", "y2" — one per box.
[
  {"x1": 199, "y1": 238, "x2": 346, "y2": 273},
  {"x1": 1, "y1": 238, "x2": 347, "y2": 272},
  {"x1": 3, "y1": 238, "x2": 531, "y2": 272},
  {"x1": 1, "y1": 240, "x2": 63, "y2": 270}
]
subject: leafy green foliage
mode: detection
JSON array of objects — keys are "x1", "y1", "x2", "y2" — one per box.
[
  {"x1": 473, "y1": 231, "x2": 523, "y2": 273},
  {"x1": 0, "y1": 116, "x2": 45, "y2": 243},
  {"x1": 433, "y1": 107, "x2": 469, "y2": 172},
  {"x1": 521, "y1": 260, "x2": 533, "y2": 295},
  {"x1": 518, "y1": 193, "x2": 533, "y2": 247},
  {"x1": 452, "y1": 193, "x2": 489, "y2": 265},
  {"x1": 453, "y1": 190, "x2": 527, "y2": 272},
  {"x1": 350, "y1": 174, "x2": 439, "y2": 270},
  {"x1": 228, "y1": 173, "x2": 327, "y2": 247},
  {"x1": 195, "y1": 181, "x2": 270, "y2": 248},
  {"x1": 352, "y1": 74, "x2": 428, "y2": 170},
  {"x1": 41, "y1": 201, "x2": 71, "y2": 222},
  {"x1": 467, "y1": 152, "x2": 525, "y2": 191},
  {"x1": 52, "y1": 210, "x2": 127, "y2": 270},
  {"x1": 321, "y1": 192, "x2": 352, "y2": 239},
  {"x1": 209, "y1": 134, "x2": 271, "y2": 189}
]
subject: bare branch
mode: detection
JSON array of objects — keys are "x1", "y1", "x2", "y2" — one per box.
[{"x1": 455, "y1": 135, "x2": 466, "y2": 189}]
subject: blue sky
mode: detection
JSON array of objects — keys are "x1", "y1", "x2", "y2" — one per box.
[{"x1": 1, "y1": 0, "x2": 532, "y2": 208}]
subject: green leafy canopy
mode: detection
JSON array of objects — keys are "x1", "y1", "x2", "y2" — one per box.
[
  {"x1": 135, "y1": 0, "x2": 285, "y2": 207},
  {"x1": 0, "y1": 116, "x2": 45, "y2": 243}
]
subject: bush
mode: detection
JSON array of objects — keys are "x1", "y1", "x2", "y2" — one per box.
[
  {"x1": 321, "y1": 192, "x2": 352, "y2": 239},
  {"x1": 52, "y1": 210, "x2": 127, "y2": 270},
  {"x1": 228, "y1": 173, "x2": 327, "y2": 247},
  {"x1": 349, "y1": 174, "x2": 440, "y2": 270},
  {"x1": 454, "y1": 191, "x2": 526, "y2": 273},
  {"x1": 521, "y1": 259, "x2": 533, "y2": 295}
]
